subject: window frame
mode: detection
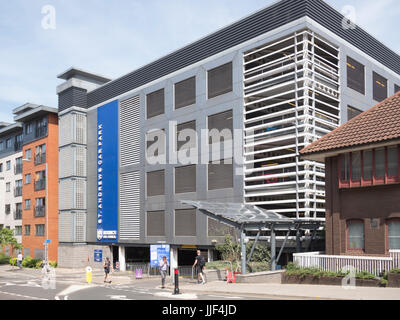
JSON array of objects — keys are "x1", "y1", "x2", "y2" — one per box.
[
  {"x1": 372, "y1": 71, "x2": 388, "y2": 102},
  {"x1": 347, "y1": 219, "x2": 365, "y2": 251},
  {"x1": 387, "y1": 219, "x2": 400, "y2": 251},
  {"x1": 338, "y1": 145, "x2": 400, "y2": 188},
  {"x1": 346, "y1": 56, "x2": 365, "y2": 95}
]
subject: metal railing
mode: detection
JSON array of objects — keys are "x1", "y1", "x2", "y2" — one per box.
[
  {"x1": 14, "y1": 164, "x2": 23, "y2": 175},
  {"x1": 34, "y1": 153, "x2": 46, "y2": 165},
  {"x1": 34, "y1": 206, "x2": 45, "y2": 217},
  {"x1": 13, "y1": 210, "x2": 22, "y2": 220},
  {"x1": 14, "y1": 186, "x2": 22, "y2": 197},
  {"x1": 293, "y1": 251, "x2": 400, "y2": 276},
  {"x1": 34, "y1": 179, "x2": 46, "y2": 191}
]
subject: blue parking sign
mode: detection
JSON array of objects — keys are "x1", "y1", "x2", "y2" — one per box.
[
  {"x1": 150, "y1": 245, "x2": 170, "y2": 267},
  {"x1": 94, "y1": 250, "x2": 103, "y2": 262}
]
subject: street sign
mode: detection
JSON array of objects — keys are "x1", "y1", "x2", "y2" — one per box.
[
  {"x1": 45, "y1": 240, "x2": 51, "y2": 244},
  {"x1": 94, "y1": 250, "x2": 103, "y2": 262},
  {"x1": 150, "y1": 244, "x2": 170, "y2": 268}
]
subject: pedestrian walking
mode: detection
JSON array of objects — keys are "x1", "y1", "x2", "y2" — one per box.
[
  {"x1": 192, "y1": 250, "x2": 206, "y2": 284},
  {"x1": 103, "y1": 257, "x2": 112, "y2": 283},
  {"x1": 17, "y1": 252, "x2": 23, "y2": 269},
  {"x1": 159, "y1": 256, "x2": 169, "y2": 289}
]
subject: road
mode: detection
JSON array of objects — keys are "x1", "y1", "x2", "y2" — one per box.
[{"x1": 0, "y1": 269, "x2": 260, "y2": 301}]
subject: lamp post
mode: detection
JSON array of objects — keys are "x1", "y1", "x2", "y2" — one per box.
[{"x1": 23, "y1": 158, "x2": 49, "y2": 267}]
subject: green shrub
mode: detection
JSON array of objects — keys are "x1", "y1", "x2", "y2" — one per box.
[
  {"x1": 22, "y1": 256, "x2": 42, "y2": 269},
  {"x1": 380, "y1": 279, "x2": 388, "y2": 286},
  {"x1": 355, "y1": 271, "x2": 376, "y2": 280},
  {"x1": 9, "y1": 258, "x2": 17, "y2": 266},
  {"x1": 36, "y1": 261, "x2": 44, "y2": 269},
  {"x1": 49, "y1": 261, "x2": 57, "y2": 268},
  {"x1": 0, "y1": 253, "x2": 10, "y2": 265},
  {"x1": 389, "y1": 268, "x2": 400, "y2": 274}
]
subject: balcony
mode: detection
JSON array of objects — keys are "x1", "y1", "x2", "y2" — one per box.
[
  {"x1": 34, "y1": 179, "x2": 46, "y2": 191},
  {"x1": 14, "y1": 186, "x2": 22, "y2": 197},
  {"x1": 14, "y1": 164, "x2": 23, "y2": 175},
  {"x1": 13, "y1": 210, "x2": 22, "y2": 220},
  {"x1": 14, "y1": 141, "x2": 22, "y2": 151},
  {"x1": 35, "y1": 127, "x2": 48, "y2": 139},
  {"x1": 34, "y1": 206, "x2": 45, "y2": 217},
  {"x1": 34, "y1": 153, "x2": 46, "y2": 165}
]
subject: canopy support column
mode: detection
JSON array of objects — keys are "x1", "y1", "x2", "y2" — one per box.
[
  {"x1": 241, "y1": 228, "x2": 247, "y2": 275},
  {"x1": 247, "y1": 229, "x2": 261, "y2": 265},
  {"x1": 271, "y1": 224, "x2": 276, "y2": 271}
]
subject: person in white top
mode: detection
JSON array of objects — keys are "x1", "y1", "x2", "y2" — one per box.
[
  {"x1": 159, "y1": 256, "x2": 169, "y2": 289},
  {"x1": 17, "y1": 253, "x2": 23, "y2": 269}
]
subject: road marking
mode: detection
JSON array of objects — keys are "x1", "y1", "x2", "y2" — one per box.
[
  {"x1": 0, "y1": 290, "x2": 48, "y2": 300},
  {"x1": 107, "y1": 295, "x2": 134, "y2": 300},
  {"x1": 154, "y1": 292, "x2": 198, "y2": 300},
  {"x1": 207, "y1": 295, "x2": 243, "y2": 299},
  {"x1": 55, "y1": 295, "x2": 68, "y2": 300},
  {"x1": 56, "y1": 284, "x2": 95, "y2": 297}
]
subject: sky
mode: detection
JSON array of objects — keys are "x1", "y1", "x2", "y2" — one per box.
[{"x1": 0, "y1": 0, "x2": 399, "y2": 123}]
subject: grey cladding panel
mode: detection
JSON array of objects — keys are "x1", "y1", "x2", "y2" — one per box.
[
  {"x1": 175, "y1": 209, "x2": 196, "y2": 236},
  {"x1": 147, "y1": 170, "x2": 165, "y2": 196},
  {"x1": 58, "y1": 87, "x2": 87, "y2": 112},
  {"x1": 146, "y1": 89, "x2": 165, "y2": 119},
  {"x1": 208, "y1": 62, "x2": 233, "y2": 99},
  {"x1": 175, "y1": 165, "x2": 196, "y2": 194},
  {"x1": 175, "y1": 77, "x2": 196, "y2": 109},
  {"x1": 208, "y1": 161, "x2": 233, "y2": 190},
  {"x1": 86, "y1": 0, "x2": 400, "y2": 108},
  {"x1": 147, "y1": 211, "x2": 165, "y2": 236}
]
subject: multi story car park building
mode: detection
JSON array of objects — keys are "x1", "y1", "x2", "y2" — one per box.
[
  {"x1": 0, "y1": 122, "x2": 24, "y2": 253},
  {"x1": 56, "y1": 0, "x2": 400, "y2": 269}
]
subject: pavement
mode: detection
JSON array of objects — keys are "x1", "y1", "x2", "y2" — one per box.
[{"x1": 2, "y1": 265, "x2": 400, "y2": 300}]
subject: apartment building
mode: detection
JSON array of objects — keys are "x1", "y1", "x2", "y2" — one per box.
[
  {"x1": 56, "y1": 0, "x2": 400, "y2": 268},
  {"x1": 0, "y1": 122, "x2": 23, "y2": 254},
  {"x1": 11, "y1": 104, "x2": 60, "y2": 261}
]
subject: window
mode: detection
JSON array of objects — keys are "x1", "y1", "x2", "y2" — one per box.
[
  {"x1": 15, "y1": 226, "x2": 22, "y2": 236},
  {"x1": 388, "y1": 220, "x2": 400, "y2": 249},
  {"x1": 25, "y1": 174, "x2": 31, "y2": 185},
  {"x1": 35, "y1": 224, "x2": 45, "y2": 236},
  {"x1": 363, "y1": 150, "x2": 373, "y2": 181},
  {"x1": 395, "y1": 84, "x2": 400, "y2": 94},
  {"x1": 208, "y1": 160, "x2": 234, "y2": 190},
  {"x1": 208, "y1": 110, "x2": 233, "y2": 144},
  {"x1": 348, "y1": 220, "x2": 364, "y2": 250},
  {"x1": 388, "y1": 146, "x2": 398, "y2": 178},
  {"x1": 373, "y1": 72, "x2": 388, "y2": 102},
  {"x1": 175, "y1": 165, "x2": 196, "y2": 194},
  {"x1": 25, "y1": 149, "x2": 31, "y2": 160},
  {"x1": 175, "y1": 77, "x2": 196, "y2": 109},
  {"x1": 347, "y1": 106, "x2": 362, "y2": 121},
  {"x1": 15, "y1": 180, "x2": 22, "y2": 197},
  {"x1": 15, "y1": 134, "x2": 23, "y2": 150},
  {"x1": 25, "y1": 199, "x2": 31, "y2": 210},
  {"x1": 6, "y1": 182, "x2": 10, "y2": 192},
  {"x1": 24, "y1": 225, "x2": 31, "y2": 236},
  {"x1": 35, "y1": 117, "x2": 48, "y2": 138},
  {"x1": 176, "y1": 120, "x2": 196, "y2": 152},
  {"x1": 5, "y1": 204, "x2": 11, "y2": 215},
  {"x1": 6, "y1": 161, "x2": 11, "y2": 171},
  {"x1": 208, "y1": 62, "x2": 233, "y2": 99},
  {"x1": 0, "y1": 163, "x2": 2, "y2": 172},
  {"x1": 146, "y1": 89, "x2": 165, "y2": 119},
  {"x1": 0, "y1": 141, "x2": 4, "y2": 151},
  {"x1": 375, "y1": 148, "x2": 385, "y2": 179},
  {"x1": 6, "y1": 139, "x2": 12, "y2": 149},
  {"x1": 347, "y1": 57, "x2": 365, "y2": 95},
  {"x1": 146, "y1": 170, "x2": 165, "y2": 197},
  {"x1": 146, "y1": 211, "x2": 165, "y2": 236},
  {"x1": 175, "y1": 209, "x2": 196, "y2": 236},
  {"x1": 340, "y1": 153, "x2": 350, "y2": 182},
  {"x1": 34, "y1": 170, "x2": 46, "y2": 191},
  {"x1": 351, "y1": 152, "x2": 361, "y2": 181},
  {"x1": 35, "y1": 144, "x2": 46, "y2": 165},
  {"x1": 25, "y1": 122, "x2": 33, "y2": 135}
]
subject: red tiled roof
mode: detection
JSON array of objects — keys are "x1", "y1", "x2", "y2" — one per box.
[{"x1": 300, "y1": 91, "x2": 400, "y2": 156}]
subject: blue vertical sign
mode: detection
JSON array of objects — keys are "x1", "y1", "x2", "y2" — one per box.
[
  {"x1": 94, "y1": 250, "x2": 103, "y2": 262},
  {"x1": 97, "y1": 100, "x2": 119, "y2": 243},
  {"x1": 150, "y1": 245, "x2": 171, "y2": 267}
]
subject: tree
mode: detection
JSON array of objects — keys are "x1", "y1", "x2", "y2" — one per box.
[{"x1": 0, "y1": 228, "x2": 23, "y2": 258}]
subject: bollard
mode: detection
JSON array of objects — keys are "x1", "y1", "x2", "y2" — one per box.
[
  {"x1": 136, "y1": 268, "x2": 143, "y2": 279},
  {"x1": 86, "y1": 266, "x2": 93, "y2": 284},
  {"x1": 173, "y1": 268, "x2": 180, "y2": 295}
]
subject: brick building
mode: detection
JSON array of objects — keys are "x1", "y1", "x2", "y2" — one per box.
[
  {"x1": 301, "y1": 92, "x2": 400, "y2": 256},
  {"x1": 12, "y1": 105, "x2": 59, "y2": 261}
]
